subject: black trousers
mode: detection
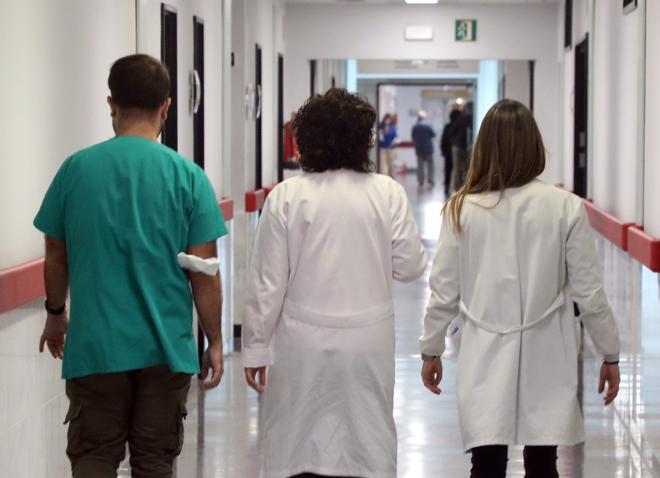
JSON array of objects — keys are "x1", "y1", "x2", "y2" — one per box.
[
  {"x1": 470, "y1": 445, "x2": 558, "y2": 478},
  {"x1": 443, "y1": 153, "x2": 453, "y2": 195}
]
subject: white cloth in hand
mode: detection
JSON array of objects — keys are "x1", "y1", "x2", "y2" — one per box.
[{"x1": 177, "y1": 252, "x2": 219, "y2": 276}]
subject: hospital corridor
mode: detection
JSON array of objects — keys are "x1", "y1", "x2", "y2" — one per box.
[
  {"x1": 166, "y1": 174, "x2": 660, "y2": 477},
  {"x1": 2, "y1": 0, "x2": 660, "y2": 477}
]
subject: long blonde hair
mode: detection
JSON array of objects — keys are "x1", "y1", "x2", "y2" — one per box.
[{"x1": 444, "y1": 99, "x2": 546, "y2": 232}]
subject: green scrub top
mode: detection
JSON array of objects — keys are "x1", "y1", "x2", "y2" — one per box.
[{"x1": 34, "y1": 136, "x2": 228, "y2": 379}]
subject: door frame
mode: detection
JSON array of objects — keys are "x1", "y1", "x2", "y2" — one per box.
[
  {"x1": 160, "y1": 3, "x2": 178, "y2": 150},
  {"x1": 255, "y1": 43, "x2": 263, "y2": 189},
  {"x1": 193, "y1": 16, "x2": 205, "y2": 169},
  {"x1": 277, "y1": 53, "x2": 284, "y2": 182},
  {"x1": 573, "y1": 34, "x2": 589, "y2": 198}
]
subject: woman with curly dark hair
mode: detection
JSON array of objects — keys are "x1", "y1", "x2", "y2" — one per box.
[{"x1": 242, "y1": 88, "x2": 427, "y2": 478}]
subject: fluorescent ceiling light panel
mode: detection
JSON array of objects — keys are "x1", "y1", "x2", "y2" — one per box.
[
  {"x1": 405, "y1": 25, "x2": 433, "y2": 41},
  {"x1": 405, "y1": 0, "x2": 439, "y2": 4}
]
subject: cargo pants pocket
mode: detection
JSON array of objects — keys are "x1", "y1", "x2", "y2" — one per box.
[
  {"x1": 173, "y1": 401, "x2": 188, "y2": 456},
  {"x1": 64, "y1": 403, "x2": 84, "y2": 460}
]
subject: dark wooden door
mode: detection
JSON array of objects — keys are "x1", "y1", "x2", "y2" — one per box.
[
  {"x1": 160, "y1": 4, "x2": 178, "y2": 150},
  {"x1": 193, "y1": 17, "x2": 205, "y2": 169}
]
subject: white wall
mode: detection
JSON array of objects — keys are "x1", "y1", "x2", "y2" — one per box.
[
  {"x1": 230, "y1": 0, "x2": 284, "y2": 326},
  {"x1": 0, "y1": 2, "x2": 136, "y2": 476},
  {"x1": 284, "y1": 3, "x2": 561, "y2": 183},
  {"x1": 0, "y1": 0, "x2": 136, "y2": 269},
  {"x1": 557, "y1": 0, "x2": 646, "y2": 225},
  {"x1": 591, "y1": 0, "x2": 645, "y2": 223},
  {"x1": 560, "y1": 46, "x2": 574, "y2": 190},
  {"x1": 503, "y1": 60, "x2": 530, "y2": 108},
  {"x1": 476, "y1": 60, "x2": 501, "y2": 131},
  {"x1": 645, "y1": 0, "x2": 660, "y2": 237},
  {"x1": 193, "y1": 0, "x2": 225, "y2": 195}
]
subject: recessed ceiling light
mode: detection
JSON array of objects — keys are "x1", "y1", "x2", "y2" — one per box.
[
  {"x1": 404, "y1": 25, "x2": 433, "y2": 41},
  {"x1": 405, "y1": 0, "x2": 439, "y2": 4}
]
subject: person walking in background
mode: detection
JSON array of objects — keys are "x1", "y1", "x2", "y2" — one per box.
[
  {"x1": 34, "y1": 54, "x2": 227, "y2": 477},
  {"x1": 378, "y1": 113, "x2": 399, "y2": 177},
  {"x1": 411, "y1": 110, "x2": 436, "y2": 187},
  {"x1": 441, "y1": 108, "x2": 461, "y2": 197},
  {"x1": 242, "y1": 89, "x2": 427, "y2": 478},
  {"x1": 420, "y1": 100, "x2": 620, "y2": 478},
  {"x1": 284, "y1": 111, "x2": 301, "y2": 165},
  {"x1": 449, "y1": 101, "x2": 474, "y2": 191}
]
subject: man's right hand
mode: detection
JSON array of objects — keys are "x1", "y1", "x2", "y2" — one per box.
[
  {"x1": 39, "y1": 312, "x2": 68, "y2": 359},
  {"x1": 200, "y1": 342, "x2": 224, "y2": 390}
]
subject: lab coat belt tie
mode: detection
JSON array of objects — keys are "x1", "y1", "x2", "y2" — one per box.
[
  {"x1": 459, "y1": 293, "x2": 566, "y2": 335},
  {"x1": 282, "y1": 299, "x2": 395, "y2": 329}
]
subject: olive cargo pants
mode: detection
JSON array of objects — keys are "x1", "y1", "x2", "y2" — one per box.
[{"x1": 64, "y1": 365, "x2": 191, "y2": 478}]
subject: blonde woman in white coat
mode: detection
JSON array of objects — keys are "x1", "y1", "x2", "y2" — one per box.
[
  {"x1": 419, "y1": 99, "x2": 621, "y2": 478},
  {"x1": 242, "y1": 89, "x2": 427, "y2": 478}
]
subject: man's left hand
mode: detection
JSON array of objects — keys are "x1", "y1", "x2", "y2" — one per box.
[{"x1": 39, "y1": 312, "x2": 68, "y2": 359}]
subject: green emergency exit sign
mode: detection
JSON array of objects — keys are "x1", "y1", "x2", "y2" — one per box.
[{"x1": 455, "y1": 19, "x2": 477, "y2": 42}]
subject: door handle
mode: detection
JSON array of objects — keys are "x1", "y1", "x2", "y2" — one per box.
[
  {"x1": 191, "y1": 70, "x2": 202, "y2": 114},
  {"x1": 256, "y1": 84, "x2": 262, "y2": 119},
  {"x1": 245, "y1": 84, "x2": 254, "y2": 119}
]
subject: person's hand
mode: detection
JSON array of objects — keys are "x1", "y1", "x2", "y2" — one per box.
[
  {"x1": 200, "y1": 341, "x2": 224, "y2": 390},
  {"x1": 421, "y1": 357, "x2": 443, "y2": 395},
  {"x1": 245, "y1": 367, "x2": 267, "y2": 393},
  {"x1": 599, "y1": 362, "x2": 620, "y2": 406},
  {"x1": 39, "y1": 312, "x2": 68, "y2": 359}
]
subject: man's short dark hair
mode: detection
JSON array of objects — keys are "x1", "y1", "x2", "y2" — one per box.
[
  {"x1": 108, "y1": 54, "x2": 170, "y2": 110},
  {"x1": 293, "y1": 88, "x2": 376, "y2": 173}
]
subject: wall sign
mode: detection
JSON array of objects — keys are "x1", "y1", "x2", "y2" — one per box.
[{"x1": 455, "y1": 19, "x2": 477, "y2": 42}]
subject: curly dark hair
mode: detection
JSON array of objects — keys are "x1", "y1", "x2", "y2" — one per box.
[{"x1": 293, "y1": 88, "x2": 376, "y2": 173}]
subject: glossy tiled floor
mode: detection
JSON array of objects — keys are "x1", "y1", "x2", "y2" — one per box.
[{"x1": 153, "y1": 171, "x2": 660, "y2": 478}]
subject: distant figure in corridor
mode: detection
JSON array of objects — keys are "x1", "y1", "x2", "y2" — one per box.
[
  {"x1": 420, "y1": 99, "x2": 621, "y2": 478},
  {"x1": 242, "y1": 88, "x2": 427, "y2": 478},
  {"x1": 34, "y1": 54, "x2": 227, "y2": 478},
  {"x1": 411, "y1": 109, "x2": 436, "y2": 187},
  {"x1": 378, "y1": 113, "x2": 399, "y2": 177},
  {"x1": 440, "y1": 108, "x2": 461, "y2": 197},
  {"x1": 449, "y1": 101, "x2": 474, "y2": 191}
]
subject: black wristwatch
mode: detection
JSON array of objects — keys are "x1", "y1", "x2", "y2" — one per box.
[{"x1": 45, "y1": 301, "x2": 66, "y2": 316}]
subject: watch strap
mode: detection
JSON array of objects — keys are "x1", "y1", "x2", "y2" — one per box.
[{"x1": 45, "y1": 301, "x2": 66, "y2": 316}]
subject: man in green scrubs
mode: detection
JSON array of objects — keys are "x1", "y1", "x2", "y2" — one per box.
[{"x1": 33, "y1": 54, "x2": 227, "y2": 477}]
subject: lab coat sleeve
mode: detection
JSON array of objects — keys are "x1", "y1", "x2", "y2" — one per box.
[
  {"x1": 419, "y1": 214, "x2": 460, "y2": 357},
  {"x1": 242, "y1": 190, "x2": 290, "y2": 368},
  {"x1": 391, "y1": 183, "x2": 428, "y2": 282},
  {"x1": 566, "y1": 203, "x2": 621, "y2": 362}
]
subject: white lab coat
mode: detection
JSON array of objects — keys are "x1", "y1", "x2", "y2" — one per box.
[
  {"x1": 420, "y1": 179, "x2": 620, "y2": 451},
  {"x1": 243, "y1": 169, "x2": 427, "y2": 478}
]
